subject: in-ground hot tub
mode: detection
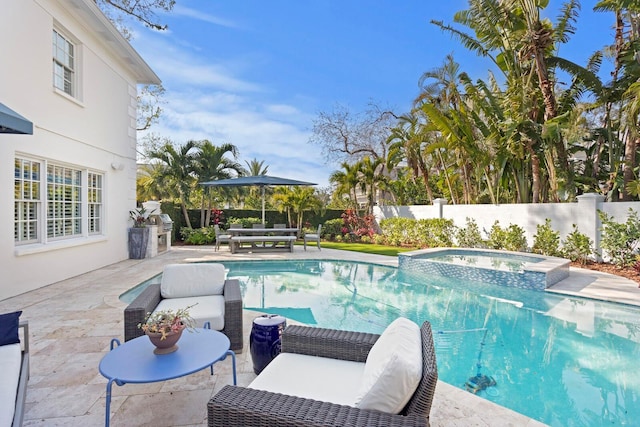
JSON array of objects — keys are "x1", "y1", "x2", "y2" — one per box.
[{"x1": 398, "y1": 248, "x2": 570, "y2": 290}]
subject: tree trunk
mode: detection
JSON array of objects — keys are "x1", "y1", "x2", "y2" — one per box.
[
  {"x1": 530, "y1": 21, "x2": 574, "y2": 200},
  {"x1": 622, "y1": 136, "x2": 639, "y2": 201},
  {"x1": 529, "y1": 144, "x2": 542, "y2": 203},
  {"x1": 181, "y1": 203, "x2": 192, "y2": 229},
  {"x1": 417, "y1": 157, "x2": 434, "y2": 203}
]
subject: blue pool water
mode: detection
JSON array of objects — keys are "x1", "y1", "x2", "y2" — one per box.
[{"x1": 122, "y1": 260, "x2": 640, "y2": 426}]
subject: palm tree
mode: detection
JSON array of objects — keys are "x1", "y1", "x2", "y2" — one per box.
[
  {"x1": 272, "y1": 186, "x2": 321, "y2": 232},
  {"x1": 147, "y1": 140, "x2": 199, "y2": 228},
  {"x1": 386, "y1": 112, "x2": 435, "y2": 203},
  {"x1": 243, "y1": 158, "x2": 270, "y2": 209},
  {"x1": 135, "y1": 162, "x2": 173, "y2": 203},
  {"x1": 592, "y1": 0, "x2": 640, "y2": 200},
  {"x1": 357, "y1": 156, "x2": 386, "y2": 214},
  {"x1": 432, "y1": 0, "x2": 581, "y2": 202},
  {"x1": 244, "y1": 158, "x2": 269, "y2": 176},
  {"x1": 193, "y1": 140, "x2": 242, "y2": 227},
  {"x1": 290, "y1": 186, "x2": 322, "y2": 231},
  {"x1": 329, "y1": 162, "x2": 362, "y2": 212}
]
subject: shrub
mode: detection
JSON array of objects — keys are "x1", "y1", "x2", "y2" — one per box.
[
  {"x1": 341, "y1": 209, "x2": 376, "y2": 239},
  {"x1": 532, "y1": 218, "x2": 561, "y2": 256},
  {"x1": 486, "y1": 221, "x2": 527, "y2": 252},
  {"x1": 322, "y1": 218, "x2": 344, "y2": 240},
  {"x1": 210, "y1": 209, "x2": 225, "y2": 226},
  {"x1": 180, "y1": 226, "x2": 216, "y2": 245},
  {"x1": 226, "y1": 216, "x2": 263, "y2": 228},
  {"x1": 598, "y1": 209, "x2": 640, "y2": 267},
  {"x1": 455, "y1": 217, "x2": 484, "y2": 248},
  {"x1": 379, "y1": 217, "x2": 415, "y2": 246},
  {"x1": 417, "y1": 218, "x2": 455, "y2": 247},
  {"x1": 486, "y1": 221, "x2": 507, "y2": 250},
  {"x1": 561, "y1": 224, "x2": 593, "y2": 264},
  {"x1": 373, "y1": 234, "x2": 386, "y2": 245},
  {"x1": 504, "y1": 224, "x2": 528, "y2": 252}
]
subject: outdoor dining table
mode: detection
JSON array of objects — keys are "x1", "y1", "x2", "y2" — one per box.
[
  {"x1": 227, "y1": 227, "x2": 299, "y2": 236},
  {"x1": 228, "y1": 228, "x2": 299, "y2": 253}
]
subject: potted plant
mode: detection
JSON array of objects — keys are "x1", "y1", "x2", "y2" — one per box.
[
  {"x1": 138, "y1": 305, "x2": 196, "y2": 354},
  {"x1": 128, "y1": 206, "x2": 155, "y2": 259}
]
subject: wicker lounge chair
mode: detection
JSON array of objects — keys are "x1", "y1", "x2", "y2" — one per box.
[
  {"x1": 207, "y1": 320, "x2": 437, "y2": 426},
  {"x1": 123, "y1": 264, "x2": 243, "y2": 351}
]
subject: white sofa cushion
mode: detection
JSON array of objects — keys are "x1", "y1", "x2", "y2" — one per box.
[
  {"x1": 154, "y1": 295, "x2": 225, "y2": 331},
  {"x1": 161, "y1": 263, "x2": 226, "y2": 298},
  {"x1": 355, "y1": 317, "x2": 422, "y2": 414},
  {"x1": 248, "y1": 353, "x2": 365, "y2": 406},
  {"x1": 0, "y1": 343, "x2": 21, "y2": 427}
]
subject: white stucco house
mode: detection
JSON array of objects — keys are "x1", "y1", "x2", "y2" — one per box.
[{"x1": 0, "y1": 0, "x2": 160, "y2": 301}]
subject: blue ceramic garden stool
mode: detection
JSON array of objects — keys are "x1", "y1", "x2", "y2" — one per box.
[{"x1": 250, "y1": 314, "x2": 287, "y2": 374}]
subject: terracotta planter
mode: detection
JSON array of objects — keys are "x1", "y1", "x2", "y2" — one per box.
[{"x1": 145, "y1": 326, "x2": 184, "y2": 355}]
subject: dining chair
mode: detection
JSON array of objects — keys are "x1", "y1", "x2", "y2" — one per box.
[{"x1": 303, "y1": 224, "x2": 322, "y2": 251}]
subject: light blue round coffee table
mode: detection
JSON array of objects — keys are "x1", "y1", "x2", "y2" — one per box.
[{"x1": 99, "y1": 328, "x2": 236, "y2": 426}]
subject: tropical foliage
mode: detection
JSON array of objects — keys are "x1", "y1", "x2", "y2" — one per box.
[{"x1": 312, "y1": 1, "x2": 640, "y2": 207}]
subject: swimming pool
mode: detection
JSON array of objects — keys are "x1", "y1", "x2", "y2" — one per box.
[{"x1": 122, "y1": 259, "x2": 640, "y2": 426}]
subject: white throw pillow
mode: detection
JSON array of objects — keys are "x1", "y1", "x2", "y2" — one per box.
[
  {"x1": 161, "y1": 263, "x2": 226, "y2": 298},
  {"x1": 355, "y1": 317, "x2": 422, "y2": 414}
]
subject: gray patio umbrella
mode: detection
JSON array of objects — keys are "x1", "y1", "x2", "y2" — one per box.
[
  {"x1": 200, "y1": 175, "x2": 316, "y2": 224},
  {"x1": 0, "y1": 103, "x2": 33, "y2": 134}
]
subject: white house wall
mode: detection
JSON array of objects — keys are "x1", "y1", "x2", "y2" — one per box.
[{"x1": 0, "y1": 0, "x2": 159, "y2": 301}]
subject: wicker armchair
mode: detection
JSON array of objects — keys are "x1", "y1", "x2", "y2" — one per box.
[
  {"x1": 208, "y1": 321, "x2": 437, "y2": 427},
  {"x1": 123, "y1": 279, "x2": 243, "y2": 351}
]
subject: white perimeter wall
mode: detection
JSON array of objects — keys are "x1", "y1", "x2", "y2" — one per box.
[
  {"x1": 375, "y1": 195, "x2": 640, "y2": 259},
  {"x1": 0, "y1": 0, "x2": 140, "y2": 300}
]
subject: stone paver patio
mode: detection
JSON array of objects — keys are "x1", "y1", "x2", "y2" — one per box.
[{"x1": 2, "y1": 245, "x2": 639, "y2": 426}]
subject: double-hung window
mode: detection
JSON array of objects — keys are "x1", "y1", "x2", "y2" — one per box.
[
  {"x1": 14, "y1": 159, "x2": 41, "y2": 244},
  {"x1": 47, "y1": 164, "x2": 82, "y2": 239},
  {"x1": 53, "y1": 29, "x2": 75, "y2": 96},
  {"x1": 14, "y1": 156, "x2": 104, "y2": 245},
  {"x1": 87, "y1": 173, "x2": 103, "y2": 235}
]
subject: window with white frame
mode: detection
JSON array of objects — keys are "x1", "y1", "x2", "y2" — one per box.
[
  {"x1": 14, "y1": 156, "x2": 104, "y2": 245},
  {"x1": 53, "y1": 29, "x2": 75, "y2": 96},
  {"x1": 88, "y1": 172, "x2": 103, "y2": 234},
  {"x1": 14, "y1": 159, "x2": 41, "y2": 243},
  {"x1": 47, "y1": 164, "x2": 82, "y2": 239}
]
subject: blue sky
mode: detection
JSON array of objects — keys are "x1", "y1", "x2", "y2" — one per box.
[{"x1": 130, "y1": 1, "x2": 614, "y2": 188}]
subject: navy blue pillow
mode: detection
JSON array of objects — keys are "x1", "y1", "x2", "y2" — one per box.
[{"x1": 0, "y1": 311, "x2": 22, "y2": 346}]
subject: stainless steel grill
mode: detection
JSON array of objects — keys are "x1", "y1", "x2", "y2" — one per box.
[{"x1": 152, "y1": 213, "x2": 173, "y2": 233}]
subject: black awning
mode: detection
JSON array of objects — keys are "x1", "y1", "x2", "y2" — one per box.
[{"x1": 0, "y1": 103, "x2": 33, "y2": 134}]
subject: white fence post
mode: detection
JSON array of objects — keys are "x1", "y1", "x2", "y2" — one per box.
[
  {"x1": 433, "y1": 198, "x2": 448, "y2": 219},
  {"x1": 576, "y1": 193, "x2": 605, "y2": 261}
]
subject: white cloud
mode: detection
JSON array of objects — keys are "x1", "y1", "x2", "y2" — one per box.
[
  {"x1": 172, "y1": 5, "x2": 240, "y2": 29},
  {"x1": 133, "y1": 22, "x2": 332, "y2": 187}
]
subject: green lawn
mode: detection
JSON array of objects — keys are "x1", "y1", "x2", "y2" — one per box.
[{"x1": 311, "y1": 241, "x2": 415, "y2": 257}]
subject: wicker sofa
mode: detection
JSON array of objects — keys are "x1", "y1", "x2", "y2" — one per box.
[
  {"x1": 208, "y1": 320, "x2": 437, "y2": 427},
  {"x1": 123, "y1": 264, "x2": 243, "y2": 351}
]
